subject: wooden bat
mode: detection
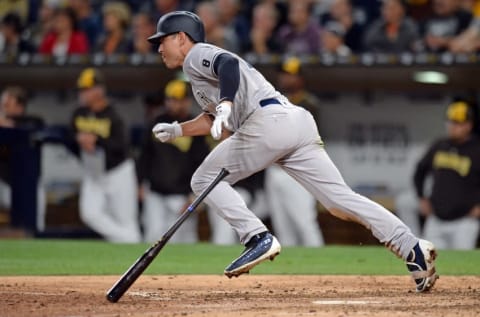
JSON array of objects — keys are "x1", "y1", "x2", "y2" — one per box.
[{"x1": 106, "y1": 168, "x2": 230, "y2": 302}]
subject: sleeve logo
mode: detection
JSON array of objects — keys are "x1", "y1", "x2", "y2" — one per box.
[{"x1": 202, "y1": 59, "x2": 210, "y2": 67}]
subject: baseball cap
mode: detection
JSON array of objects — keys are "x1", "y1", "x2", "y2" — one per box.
[
  {"x1": 446, "y1": 101, "x2": 473, "y2": 123},
  {"x1": 77, "y1": 68, "x2": 105, "y2": 89},
  {"x1": 165, "y1": 79, "x2": 188, "y2": 99},
  {"x1": 280, "y1": 57, "x2": 302, "y2": 75}
]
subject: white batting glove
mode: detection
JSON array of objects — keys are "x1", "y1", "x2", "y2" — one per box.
[
  {"x1": 152, "y1": 121, "x2": 182, "y2": 142},
  {"x1": 211, "y1": 101, "x2": 232, "y2": 140}
]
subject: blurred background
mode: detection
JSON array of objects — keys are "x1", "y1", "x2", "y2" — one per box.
[{"x1": 0, "y1": 0, "x2": 479, "y2": 248}]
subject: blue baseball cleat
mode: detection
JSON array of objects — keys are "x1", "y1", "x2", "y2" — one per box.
[
  {"x1": 224, "y1": 231, "x2": 281, "y2": 278},
  {"x1": 406, "y1": 239, "x2": 438, "y2": 292}
]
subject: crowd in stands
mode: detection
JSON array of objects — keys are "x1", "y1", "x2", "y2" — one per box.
[{"x1": 1, "y1": 0, "x2": 480, "y2": 57}]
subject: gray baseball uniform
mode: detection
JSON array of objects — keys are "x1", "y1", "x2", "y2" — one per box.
[{"x1": 185, "y1": 43, "x2": 418, "y2": 259}]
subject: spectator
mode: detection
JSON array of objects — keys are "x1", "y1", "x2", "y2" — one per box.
[
  {"x1": 127, "y1": 12, "x2": 157, "y2": 54},
  {"x1": 136, "y1": 79, "x2": 210, "y2": 243},
  {"x1": 195, "y1": 1, "x2": 240, "y2": 52},
  {"x1": 413, "y1": 100, "x2": 480, "y2": 249},
  {"x1": 67, "y1": 0, "x2": 103, "y2": 47},
  {"x1": 244, "y1": 1, "x2": 281, "y2": 54},
  {"x1": 264, "y1": 57, "x2": 324, "y2": 247},
  {"x1": 321, "y1": 20, "x2": 352, "y2": 55},
  {"x1": 420, "y1": 0, "x2": 473, "y2": 52},
  {"x1": 276, "y1": 0, "x2": 322, "y2": 55},
  {"x1": 38, "y1": 7, "x2": 89, "y2": 56},
  {"x1": 320, "y1": 0, "x2": 365, "y2": 53},
  {"x1": 0, "y1": 86, "x2": 44, "y2": 212},
  {"x1": 0, "y1": 12, "x2": 35, "y2": 55},
  {"x1": 450, "y1": 1, "x2": 480, "y2": 53},
  {"x1": 215, "y1": 0, "x2": 250, "y2": 53},
  {"x1": 93, "y1": 1, "x2": 131, "y2": 55},
  {"x1": 71, "y1": 68, "x2": 141, "y2": 243},
  {"x1": 363, "y1": 0, "x2": 420, "y2": 53},
  {"x1": 25, "y1": 0, "x2": 62, "y2": 49}
]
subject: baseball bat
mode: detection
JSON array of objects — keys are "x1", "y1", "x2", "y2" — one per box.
[{"x1": 106, "y1": 168, "x2": 230, "y2": 303}]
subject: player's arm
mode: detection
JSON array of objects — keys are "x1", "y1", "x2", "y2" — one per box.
[
  {"x1": 413, "y1": 143, "x2": 438, "y2": 216},
  {"x1": 210, "y1": 53, "x2": 239, "y2": 139},
  {"x1": 214, "y1": 53, "x2": 239, "y2": 103},
  {"x1": 180, "y1": 112, "x2": 213, "y2": 136},
  {"x1": 152, "y1": 112, "x2": 213, "y2": 142}
]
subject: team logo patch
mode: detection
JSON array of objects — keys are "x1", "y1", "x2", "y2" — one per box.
[{"x1": 202, "y1": 59, "x2": 210, "y2": 67}]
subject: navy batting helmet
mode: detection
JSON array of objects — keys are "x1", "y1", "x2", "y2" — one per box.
[{"x1": 147, "y1": 11, "x2": 205, "y2": 44}]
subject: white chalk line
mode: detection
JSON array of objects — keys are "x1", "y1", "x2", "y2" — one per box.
[
  {"x1": 313, "y1": 299, "x2": 383, "y2": 305},
  {"x1": 0, "y1": 290, "x2": 64, "y2": 296}
]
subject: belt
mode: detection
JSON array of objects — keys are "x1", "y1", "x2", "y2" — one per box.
[{"x1": 259, "y1": 98, "x2": 281, "y2": 107}]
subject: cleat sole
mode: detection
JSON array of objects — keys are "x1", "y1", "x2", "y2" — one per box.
[{"x1": 224, "y1": 241, "x2": 281, "y2": 278}]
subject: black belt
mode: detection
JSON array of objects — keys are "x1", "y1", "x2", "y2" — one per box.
[{"x1": 259, "y1": 98, "x2": 281, "y2": 107}]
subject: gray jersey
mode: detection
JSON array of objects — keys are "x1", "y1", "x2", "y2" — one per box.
[{"x1": 183, "y1": 43, "x2": 283, "y2": 131}]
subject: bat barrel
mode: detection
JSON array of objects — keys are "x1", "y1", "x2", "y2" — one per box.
[{"x1": 106, "y1": 250, "x2": 157, "y2": 302}]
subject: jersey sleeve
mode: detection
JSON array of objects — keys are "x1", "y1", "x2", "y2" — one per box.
[{"x1": 183, "y1": 44, "x2": 227, "y2": 80}]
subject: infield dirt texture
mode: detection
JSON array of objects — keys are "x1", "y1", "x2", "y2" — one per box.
[{"x1": 1, "y1": 275, "x2": 479, "y2": 316}]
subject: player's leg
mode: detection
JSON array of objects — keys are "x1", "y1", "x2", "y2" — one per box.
[
  {"x1": 422, "y1": 215, "x2": 448, "y2": 249},
  {"x1": 208, "y1": 187, "x2": 252, "y2": 245},
  {"x1": 207, "y1": 209, "x2": 237, "y2": 244},
  {"x1": 451, "y1": 217, "x2": 480, "y2": 250},
  {"x1": 0, "y1": 178, "x2": 11, "y2": 210},
  {"x1": 266, "y1": 166, "x2": 324, "y2": 246},
  {"x1": 279, "y1": 107, "x2": 437, "y2": 292},
  {"x1": 191, "y1": 137, "x2": 281, "y2": 277},
  {"x1": 106, "y1": 159, "x2": 141, "y2": 243},
  {"x1": 142, "y1": 189, "x2": 169, "y2": 243},
  {"x1": 190, "y1": 104, "x2": 320, "y2": 276},
  {"x1": 265, "y1": 166, "x2": 298, "y2": 245},
  {"x1": 165, "y1": 194, "x2": 198, "y2": 243},
  {"x1": 79, "y1": 176, "x2": 115, "y2": 240},
  {"x1": 394, "y1": 189, "x2": 422, "y2": 237}
]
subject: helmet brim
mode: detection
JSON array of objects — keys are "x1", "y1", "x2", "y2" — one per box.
[{"x1": 147, "y1": 32, "x2": 166, "y2": 44}]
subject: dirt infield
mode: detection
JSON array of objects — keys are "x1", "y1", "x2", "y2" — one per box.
[{"x1": 1, "y1": 275, "x2": 478, "y2": 317}]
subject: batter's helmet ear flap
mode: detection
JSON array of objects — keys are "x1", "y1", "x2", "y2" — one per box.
[{"x1": 148, "y1": 11, "x2": 205, "y2": 44}]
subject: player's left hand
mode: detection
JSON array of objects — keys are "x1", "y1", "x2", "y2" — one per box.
[{"x1": 211, "y1": 100, "x2": 232, "y2": 140}]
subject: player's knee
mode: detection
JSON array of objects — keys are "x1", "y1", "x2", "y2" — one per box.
[{"x1": 190, "y1": 172, "x2": 206, "y2": 196}]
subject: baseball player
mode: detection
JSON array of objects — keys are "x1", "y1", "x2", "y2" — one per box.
[
  {"x1": 72, "y1": 68, "x2": 141, "y2": 243},
  {"x1": 414, "y1": 100, "x2": 480, "y2": 249},
  {"x1": 137, "y1": 79, "x2": 210, "y2": 243},
  {"x1": 147, "y1": 11, "x2": 438, "y2": 292}
]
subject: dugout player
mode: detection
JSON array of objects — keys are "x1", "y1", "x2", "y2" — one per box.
[
  {"x1": 71, "y1": 68, "x2": 141, "y2": 243},
  {"x1": 414, "y1": 100, "x2": 480, "y2": 249},
  {"x1": 147, "y1": 11, "x2": 438, "y2": 292},
  {"x1": 136, "y1": 78, "x2": 210, "y2": 243}
]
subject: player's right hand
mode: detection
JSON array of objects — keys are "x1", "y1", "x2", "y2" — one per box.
[
  {"x1": 211, "y1": 101, "x2": 232, "y2": 140},
  {"x1": 152, "y1": 121, "x2": 182, "y2": 142}
]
